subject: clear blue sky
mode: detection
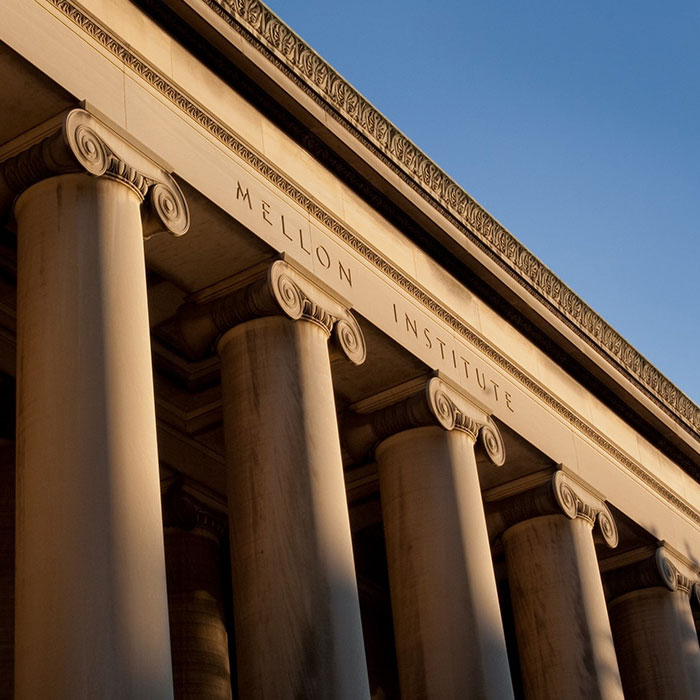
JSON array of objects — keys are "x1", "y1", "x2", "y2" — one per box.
[{"x1": 264, "y1": 1, "x2": 700, "y2": 403}]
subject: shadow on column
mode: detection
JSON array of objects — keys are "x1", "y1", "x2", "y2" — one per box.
[{"x1": 0, "y1": 374, "x2": 15, "y2": 700}]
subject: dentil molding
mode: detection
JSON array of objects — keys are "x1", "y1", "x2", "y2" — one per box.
[
  {"x1": 0, "y1": 107, "x2": 189, "y2": 238},
  {"x1": 341, "y1": 374, "x2": 506, "y2": 465},
  {"x1": 176, "y1": 257, "x2": 366, "y2": 364}
]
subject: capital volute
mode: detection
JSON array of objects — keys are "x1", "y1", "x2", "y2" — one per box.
[
  {"x1": 0, "y1": 107, "x2": 189, "y2": 237},
  {"x1": 654, "y1": 545, "x2": 699, "y2": 596},
  {"x1": 604, "y1": 544, "x2": 700, "y2": 601},
  {"x1": 487, "y1": 469, "x2": 618, "y2": 548},
  {"x1": 341, "y1": 375, "x2": 505, "y2": 465},
  {"x1": 552, "y1": 471, "x2": 618, "y2": 546},
  {"x1": 176, "y1": 257, "x2": 366, "y2": 364}
]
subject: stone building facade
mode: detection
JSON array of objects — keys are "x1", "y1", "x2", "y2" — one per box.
[{"x1": 0, "y1": 1, "x2": 698, "y2": 698}]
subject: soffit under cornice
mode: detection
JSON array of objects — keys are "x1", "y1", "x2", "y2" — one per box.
[{"x1": 143, "y1": 0, "x2": 700, "y2": 450}]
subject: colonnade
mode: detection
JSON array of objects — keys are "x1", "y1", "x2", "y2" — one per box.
[{"x1": 1, "y1": 108, "x2": 700, "y2": 698}]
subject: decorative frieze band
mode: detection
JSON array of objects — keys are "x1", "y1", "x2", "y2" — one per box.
[
  {"x1": 487, "y1": 469, "x2": 619, "y2": 548},
  {"x1": 176, "y1": 257, "x2": 366, "y2": 364},
  {"x1": 0, "y1": 108, "x2": 189, "y2": 237},
  {"x1": 341, "y1": 375, "x2": 505, "y2": 465},
  {"x1": 605, "y1": 545, "x2": 700, "y2": 601}
]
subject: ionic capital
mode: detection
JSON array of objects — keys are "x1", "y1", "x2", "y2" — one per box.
[
  {"x1": 487, "y1": 469, "x2": 618, "y2": 548},
  {"x1": 341, "y1": 375, "x2": 505, "y2": 464},
  {"x1": 605, "y1": 545, "x2": 700, "y2": 600},
  {"x1": 163, "y1": 481, "x2": 227, "y2": 541},
  {"x1": 655, "y1": 546, "x2": 699, "y2": 595},
  {"x1": 176, "y1": 258, "x2": 366, "y2": 363},
  {"x1": 0, "y1": 108, "x2": 189, "y2": 237}
]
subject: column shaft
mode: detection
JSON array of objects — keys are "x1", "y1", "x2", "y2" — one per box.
[
  {"x1": 220, "y1": 315, "x2": 369, "y2": 699},
  {"x1": 610, "y1": 587, "x2": 700, "y2": 699},
  {"x1": 165, "y1": 526, "x2": 232, "y2": 700},
  {"x1": 14, "y1": 174, "x2": 173, "y2": 699},
  {"x1": 504, "y1": 515, "x2": 623, "y2": 699},
  {"x1": 377, "y1": 425, "x2": 513, "y2": 699}
]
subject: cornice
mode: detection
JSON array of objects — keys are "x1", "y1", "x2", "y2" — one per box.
[
  {"x1": 176, "y1": 257, "x2": 366, "y2": 364},
  {"x1": 192, "y1": 0, "x2": 700, "y2": 440},
  {"x1": 37, "y1": 0, "x2": 700, "y2": 524},
  {"x1": 341, "y1": 375, "x2": 505, "y2": 465},
  {"x1": 0, "y1": 107, "x2": 189, "y2": 237}
]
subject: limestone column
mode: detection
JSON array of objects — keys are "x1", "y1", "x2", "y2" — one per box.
[
  {"x1": 489, "y1": 470, "x2": 623, "y2": 699},
  {"x1": 177, "y1": 259, "x2": 370, "y2": 699},
  {"x1": 163, "y1": 482, "x2": 233, "y2": 700},
  {"x1": 342, "y1": 376, "x2": 514, "y2": 699},
  {"x1": 1, "y1": 108, "x2": 189, "y2": 699},
  {"x1": 606, "y1": 545, "x2": 700, "y2": 699}
]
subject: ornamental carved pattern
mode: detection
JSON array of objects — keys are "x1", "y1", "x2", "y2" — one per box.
[
  {"x1": 655, "y1": 546, "x2": 698, "y2": 595},
  {"x1": 489, "y1": 470, "x2": 619, "y2": 548},
  {"x1": 177, "y1": 258, "x2": 366, "y2": 365},
  {"x1": 0, "y1": 108, "x2": 189, "y2": 237},
  {"x1": 605, "y1": 545, "x2": 700, "y2": 600},
  {"x1": 42, "y1": 0, "x2": 700, "y2": 523},
  {"x1": 341, "y1": 375, "x2": 506, "y2": 465}
]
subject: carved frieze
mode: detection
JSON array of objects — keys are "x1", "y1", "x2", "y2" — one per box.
[
  {"x1": 0, "y1": 108, "x2": 189, "y2": 237},
  {"x1": 341, "y1": 375, "x2": 505, "y2": 465},
  {"x1": 487, "y1": 469, "x2": 619, "y2": 548},
  {"x1": 176, "y1": 257, "x2": 366, "y2": 363}
]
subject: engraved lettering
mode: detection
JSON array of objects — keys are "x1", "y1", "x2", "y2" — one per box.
[
  {"x1": 475, "y1": 367, "x2": 487, "y2": 390},
  {"x1": 460, "y1": 356, "x2": 470, "y2": 379},
  {"x1": 436, "y1": 337, "x2": 446, "y2": 360},
  {"x1": 261, "y1": 200, "x2": 273, "y2": 225},
  {"x1": 236, "y1": 181, "x2": 252, "y2": 210},
  {"x1": 505, "y1": 391, "x2": 515, "y2": 412},
  {"x1": 315, "y1": 245, "x2": 331, "y2": 269},
  {"x1": 393, "y1": 303, "x2": 398, "y2": 324},
  {"x1": 451, "y1": 349, "x2": 457, "y2": 369},
  {"x1": 423, "y1": 327, "x2": 433, "y2": 349},
  {"x1": 490, "y1": 380, "x2": 500, "y2": 401},
  {"x1": 299, "y1": 228, "x2": 312, "y2": 255},
  {"x1": 338, "y1": 260, "x2": 352, "y2": 287},
  {"x1": 280, "y1": 214, "x2": 294, "y2": 242},
  {"x1": 405, "y1": 313, "x2": 418, "y2": 338}
]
